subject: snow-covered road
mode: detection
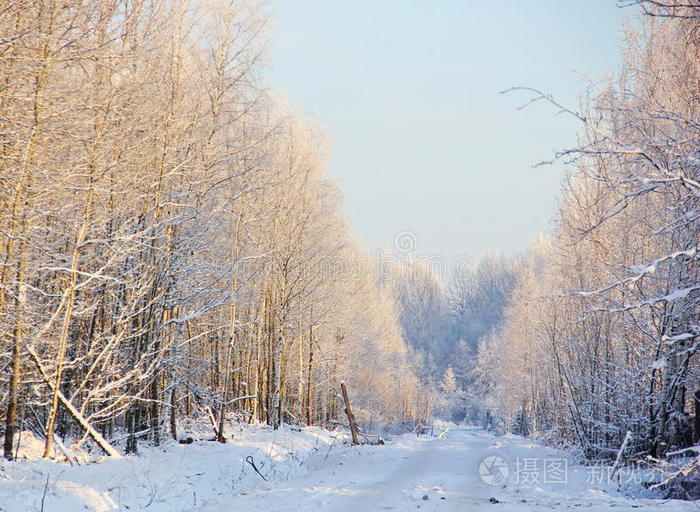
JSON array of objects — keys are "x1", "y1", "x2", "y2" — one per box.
[
  {"x1": 0, "y1": 426, "x2": 692, "y2": 511},
  {"x1": 235, "y1": 427, "x2": 689, "y2": 511},
  {"x1": 239, "y1": 428, "x2": 483, "y2": 511}
]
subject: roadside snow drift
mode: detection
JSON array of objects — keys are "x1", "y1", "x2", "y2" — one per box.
[{"x1": 0, "y1": 426, "x2": 693, "y2": 511}]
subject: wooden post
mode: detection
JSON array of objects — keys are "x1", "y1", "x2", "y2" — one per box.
[{"x1": 340, "y1": 382, "x2": 359, "y2": 445}]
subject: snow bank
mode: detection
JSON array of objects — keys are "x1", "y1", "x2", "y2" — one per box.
[{"x1": 0, "y1": 424, "x2": 347, "y2": 512}]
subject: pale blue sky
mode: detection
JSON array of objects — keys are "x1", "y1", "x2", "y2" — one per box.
[{"x1": 267, "y1": 0, "x2": 630, "y2": 264}]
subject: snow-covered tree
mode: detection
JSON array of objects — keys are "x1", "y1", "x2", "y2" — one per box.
[{"x1": 478, "y1": 5, "x2": 700, "y2": 467}]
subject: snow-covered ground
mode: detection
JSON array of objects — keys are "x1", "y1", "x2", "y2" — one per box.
[{"x1": 0, "y1": 425, "x2": 693, "y2": 511}]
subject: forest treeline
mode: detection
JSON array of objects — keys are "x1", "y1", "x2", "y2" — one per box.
[
  {"x1": 477, "y1": 1, "x2": 700, "y2": 468},
  {"x1": 0, "y1": 0, "x2": 427, "y2": 460},
  {"x1": 386, "y1": 2, "x2": 700, "y2": 475},
  {"x1": 2, "y1": 0, "x2": 698, "y2": 475}
]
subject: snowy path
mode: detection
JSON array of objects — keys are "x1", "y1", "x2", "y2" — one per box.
[
  {"x1": 240, "y1": 431, "x2": 481, "y2": 511},
  {"x1": 0, "y1": 426, "x2": 692, "y2": 511},
  {"x1": 235, "y1": 427, "x2": 688, "y2": 512}
]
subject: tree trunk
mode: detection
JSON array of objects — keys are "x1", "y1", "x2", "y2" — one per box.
[
  {"x1": 694, "y1": 390, "x2": 700, "y2": 443},
  {"x1": 306, "y1": 323, "x2": 314, "y2": 426},
  {"x1": 271, "y1": 334, "x2": 282, "y2": 429},
  {"x1": 3, "y1": 237, "x2": 26, "y2": 460},
  {"x1": 43, "y1": 184, "x2": 95, "y2": 458}
]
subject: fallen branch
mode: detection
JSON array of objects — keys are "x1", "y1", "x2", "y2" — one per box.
[{"x1": 26, "y1": 345, "x2": 122, "y2": 458}]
